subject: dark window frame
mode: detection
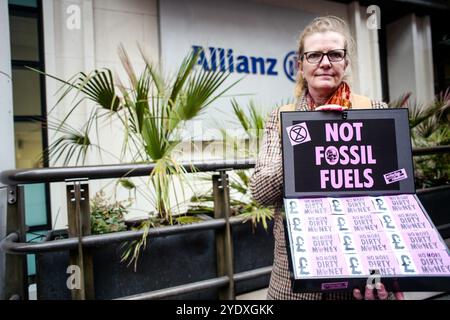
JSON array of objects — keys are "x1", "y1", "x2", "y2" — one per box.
[{"x1": 10, "y1": 0, "x2": 51, "y2": 232}]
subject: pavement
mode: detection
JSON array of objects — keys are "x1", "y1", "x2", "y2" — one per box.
[
  {"x1": 236, "y1": 288, "x2": 450, "y2": 300},
  {"x1": 28, "y1": 284, "x2": 449, "y2": 300}
]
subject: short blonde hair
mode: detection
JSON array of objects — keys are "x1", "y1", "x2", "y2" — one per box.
[{"x1": 295, "y1": 16, "x2": 355, "y2": 97}]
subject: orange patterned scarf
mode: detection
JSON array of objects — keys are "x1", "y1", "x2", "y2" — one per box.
[{"x1": 307, "y1": 81, "x2": 352, "y2": 110}]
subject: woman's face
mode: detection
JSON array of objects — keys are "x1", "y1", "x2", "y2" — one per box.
[{"x1": 299, "y1": 31, "x2": 348, "y2": 96}]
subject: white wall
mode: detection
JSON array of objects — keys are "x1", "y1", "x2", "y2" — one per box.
[
  {"x1": 0, "y1": 0, "x2": 16, "y2": 176},
  {"x1": 93, "y1": 0, "x2": 159, "y2": 71},
  {"x1": 159, "y1": 0, "x2": 353, "y2": 134},
  {"x1": 42, "y1": 0, "x2": 160, "y2": 228},
  {"x1": 40, "y1": 0, "x2": 438, "y2": 229},
  {"x1": 258, "y1": 0, "x2": 384, "y2": 102},
  {"x1": 387, "y1": 14, "x2": 435, "y2": 104},
  {"x1": 43, "y1": 0, "x2": 159, "y2": 156},
  {"x1": 159, "y1": 0, "x2": 387, "y2": 133},
  {"x1": 252, "y1": 0, "x2": 348, "y2": 17},
  {"x1": 413, "y1": 15, "x2": 434, "y2": 104},
  {"x1": 40, "y1": 0, "x2": 389, "y2": 227},
  {"x1": 347, "y1": 2, "x2": 382, "y2": 100}
]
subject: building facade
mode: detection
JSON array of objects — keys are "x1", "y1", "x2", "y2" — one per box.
[{"x1": 1, "y1": 0, "x2": 449, "y2": 238}]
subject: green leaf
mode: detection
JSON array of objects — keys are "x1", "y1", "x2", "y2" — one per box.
[
  {"x1": 175, "y1": 215, "x2": 202, "y2": 225},
  {"x1": 237, "y1": 207, "x2": 274, "y2": 231},
  {"x1": 119, "y1": 179, "x2": 136, "y2": 190}
]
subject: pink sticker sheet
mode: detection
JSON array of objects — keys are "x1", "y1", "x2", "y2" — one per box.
[
  {"x1": 309, "y1": 253, "x2": 348, "y2": 277},
  {"x1": 304, "y1": 215, "x2": 333, "y2": 233},
  {"x1": 284, "y1": 194, "x2": 450, "y2": 280},
  {"x1": 363, "y1": 252, "x2": 400, "y2": 276},
  {"x1": 385, "y1": 194, "x2": 419, "y2": 213},
  {"x1": 306, "y1": 233, "x2": 341, "y2": 254},
  {"x1": 301, "y1": 198, "x2": 331, "y2": 215},
  {"x1": 285, "y1": 198, "x2": 331, "y2": 216},
  {"x1": 327, "y1": 197, "x2": 384, "y2": 215},
  {"x1": 410, "y1": 250, "x2": 450, "y2": 275},
  {"x1": 403, "y1": 229, "x2": 447, "y2": 251},
  {"x1": 353, "y1": 232, "x2": 390, "y2": 253},
  {"x1": 347, "y1": 214, "x2": 384, "y2": 232},
  {"x1": 393, "y1": 211, "x2": 432, "y2": 231},
  {"x1": 340, "y1": 197, "x2": 375, "y2": 214}
]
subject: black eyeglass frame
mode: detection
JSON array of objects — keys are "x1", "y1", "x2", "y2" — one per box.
[{"x1": 300, "y1": 49, "x2": 347, "y2": 64}]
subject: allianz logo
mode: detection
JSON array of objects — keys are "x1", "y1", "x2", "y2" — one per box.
[{"x1": 192, "y1": 45, "x2": 298, "y2": 82}]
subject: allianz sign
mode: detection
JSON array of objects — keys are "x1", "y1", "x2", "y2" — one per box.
[{"x1": 192, "y1": 45, "x2": 298, "y2": 82}]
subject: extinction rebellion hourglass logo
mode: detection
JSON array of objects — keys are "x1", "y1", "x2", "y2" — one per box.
[{"x1": 287, "y1": 123, "x2": 311, "y2": 146}]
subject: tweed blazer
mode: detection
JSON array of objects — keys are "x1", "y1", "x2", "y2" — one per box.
[{"x1": 249, "y1": 93, "x2": 388, "y2": 300}]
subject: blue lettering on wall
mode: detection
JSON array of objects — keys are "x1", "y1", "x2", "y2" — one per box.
[
  {"x1": 283, "y1": 50, "x2": 298, "y2": 83},
  {"x1": 192, "y1": 45, "x2": 279, "y2": 76},
  {"x1": 266, "y1": 58, "x2": 278, "y2": 76}
]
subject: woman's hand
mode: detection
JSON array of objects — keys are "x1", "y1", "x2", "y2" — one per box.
[
  {"x1": 353, "y1": 283, "x2": 404, "y2": 300},
  {"x1": 315, "y1": 104, "x2": 348, "y2": 111}
]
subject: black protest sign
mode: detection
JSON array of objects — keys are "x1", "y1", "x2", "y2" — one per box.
[{"x1": 281, "y1": 109, "x2": 414, "y2": 198}]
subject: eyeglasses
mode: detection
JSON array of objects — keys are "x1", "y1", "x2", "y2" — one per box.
[{"x1": 301, "y1": 49, "x2": 346, "y2": 64}]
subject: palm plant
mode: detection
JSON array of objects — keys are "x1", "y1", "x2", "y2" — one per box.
[
  {"x1": 38, "y1": 46, "x2": 238, "y2": 269},
  {"x1": 188, "y1": 98, "x2": 275, "y2": 229},
  {"x1": 389, "y1": 88, "x2": 450, "y2": 187},
  {"x1": 40, "y1": 45, "x2": 237, "y2": 221}
]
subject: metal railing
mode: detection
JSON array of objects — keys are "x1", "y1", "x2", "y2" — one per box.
[
  {"x1": 0, "y1": 160, "x2": 260, "y2": 300},
  {"x1": 0, "y1": 146, "x2": 449, "y2": 300}
]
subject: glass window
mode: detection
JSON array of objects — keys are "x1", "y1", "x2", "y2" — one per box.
[
  {"x1": 25, "y1": 184, "x2": 48, "y2": 226},
  {"x1": 26, "y1": 231, "x2": 47, "y2": 277},
  {"x1": 12, "y1": 68, "x2": 42, "y2": 116},
  {"x1": 10, "y1": 0, "x2": 51, "y2": 237},
  {"x1": 9, "y1": 0, "x2": 37, "y2": 7},
  {"x1": 14, "y1": 121, "x2": 43, "y2": 169},
  {"x1": 10, "y1": 15, "x2": 39, "y2": 61}
]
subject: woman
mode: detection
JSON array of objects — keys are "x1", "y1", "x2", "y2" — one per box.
[{"x1": 250, "y1": 16, "x2": 404, "y2": 300}]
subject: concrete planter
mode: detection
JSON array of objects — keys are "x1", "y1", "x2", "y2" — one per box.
[{"x1": 35, "y1": 218, "x2": 274, "y2": 300}]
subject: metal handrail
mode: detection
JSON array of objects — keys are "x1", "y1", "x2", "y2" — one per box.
[
  {"x1": 1, "y1": 216, "x2": 250, "y2": 255},
  {"x1": 2, "y1": 184, "x2": 449, "y2": 256},
  {"x1": 1, "y1": 146, "x2": 449, "y2": 256},
  {"x1": 0, "y1": 159, "x2": 255, "y2": 185},
  {"x1": 1, "y1": 145, "x2": 449, "y2": 300},
  {"x1": 117, "y1": 266, "x2": 273, "y2": 300},
  {"x1": 416, "y1": 184, "x2": 450, "y2": 194},
  {"x1": 412, "y1": 145, "x2": 450, "y2": 156},
  {"x1": 1, "y1": 145, "x2": 449, "y2": 185},
  {"x1": 118, "y1": 276, "x2": 230, "y2": 300}
]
